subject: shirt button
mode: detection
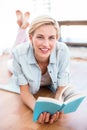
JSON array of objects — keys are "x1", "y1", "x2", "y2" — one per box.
[{"x1": 54, "y1": 81, "x2": 56, "y2": 83}]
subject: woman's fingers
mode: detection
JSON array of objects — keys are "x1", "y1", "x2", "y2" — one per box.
[
  {"x1": 50, "y1": 112, "x2": 60, "y2": 124},
  {"x1": 59, "y1": 111, "x2": 64, "y2": 119},
  {"x1": 37, "y1": 112, "x2": 51, "y2": 124},
  {"x1": 37, "y1": 111, "x2": 64, "y2": 124},
  {"x1": 37, "y1": 113, "x2": 44, "y2": 123},
  {"x1": 45, "y1": 113, "x2": 50, "y2": 123}
]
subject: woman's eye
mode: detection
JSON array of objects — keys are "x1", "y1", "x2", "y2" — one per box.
[
  {"x1": 37, "y1": 36, "x2": 43, "y2": 39},
  {"x1": 49, "y1": 37, "x2": 55, "y2": 40}
]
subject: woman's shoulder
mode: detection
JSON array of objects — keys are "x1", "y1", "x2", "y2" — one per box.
[
  {"x1": 12, "y1": 42, "x2": 31, "y2": 56},
  {"x1": 56, "y1": 41, "x2": 69, "y2": 52}
]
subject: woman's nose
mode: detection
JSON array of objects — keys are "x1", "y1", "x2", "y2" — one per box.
[{"x1": 42, "y1": 39, "x2": 49, "y2": 46}]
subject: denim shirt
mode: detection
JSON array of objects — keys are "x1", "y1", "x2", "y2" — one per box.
[{"x1": 12, "y1": 41, "x2": 70, "y2": 94}]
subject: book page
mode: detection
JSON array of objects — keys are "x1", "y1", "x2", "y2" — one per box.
[
  {"x1": 37, "y1": 97, "x2": 63, "y2": 105},
  {"x1": 64, "y1": 93, "x2": 86, "y2": 104},
  {"x1": 58, "y1": 86, "x2": 86, "y2": 103},
  {"x1": 63, "y1": 87, "x2": 80, "y2": 101},
  {"x1": 57, "y1": 86, "x2": 70, "y2": 102},
  {"x1": 58, "y1": 86, "x2": 76, "y2": 102}
]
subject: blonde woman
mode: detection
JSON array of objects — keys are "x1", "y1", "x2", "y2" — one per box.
[{"x1": 10, "y1": 11, "x2": 70, "y2": 124}]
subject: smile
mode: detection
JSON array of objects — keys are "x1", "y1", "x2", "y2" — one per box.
[{"x1": 40, "y1": 48, "x2": 49, "y2": 53}]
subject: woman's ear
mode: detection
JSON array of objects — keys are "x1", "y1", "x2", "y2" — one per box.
[{"x1": 29, "y1": 34, "x2": 32, "y2": 41}]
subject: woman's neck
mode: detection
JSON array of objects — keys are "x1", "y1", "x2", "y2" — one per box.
[
  {"x1": 35, "y1": 55, "x2": 49, "y2": 65},
  {"x1": 37, "y1": 59, "x2": 49, "y2": 75}
]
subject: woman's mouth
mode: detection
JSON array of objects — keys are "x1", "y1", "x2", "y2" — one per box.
[{"x1": 40, "y1": 48, "x2": 49, "y2": 54}]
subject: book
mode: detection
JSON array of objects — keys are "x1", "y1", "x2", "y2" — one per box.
[{"x1": 33, "y1": 86, "x2": 86, "y2": 122}]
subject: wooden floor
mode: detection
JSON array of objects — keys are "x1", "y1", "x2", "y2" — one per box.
[{"x1": 0, "y1": 54, "x2": 87, "y2": 130}]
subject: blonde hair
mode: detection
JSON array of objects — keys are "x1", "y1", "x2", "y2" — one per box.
[{"x1": 28, "y1": 15, "x2": 60, "y2": 39}]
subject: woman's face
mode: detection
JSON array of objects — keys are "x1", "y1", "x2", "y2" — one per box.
[{"x1": 29, "y1": 25, "x2": 57, "y2": 63}]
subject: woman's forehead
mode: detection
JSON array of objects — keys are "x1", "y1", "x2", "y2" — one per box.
[{"x1": 34, "y1": 24, "x2": 56, "y2": 34}]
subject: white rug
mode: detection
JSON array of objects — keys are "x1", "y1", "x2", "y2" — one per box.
[{"x1": 0, "y1": 76, "x2": 20, "y2": 94}]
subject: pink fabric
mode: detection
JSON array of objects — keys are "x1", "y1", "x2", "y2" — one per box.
[
  {"x1": 10, "y1": 28, "x2": 28, "y2": 58},
  {"x1": 8, "y1": 28, "x2": 29, "y2": 73},
  {"x1": 14, "y1": 28, "x2": 28, "y2": 46}
]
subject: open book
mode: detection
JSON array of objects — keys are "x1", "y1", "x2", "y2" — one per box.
[{"x1": 33, "y1": 86, "x2": 86, "y2": 122}]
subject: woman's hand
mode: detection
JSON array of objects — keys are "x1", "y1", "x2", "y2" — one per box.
[
  {"x1": 49, "y1": 111, "x2": 64, "y2": 124},
  {"x1": 49, "y1": 112, "x2": 60, "y2": 124},
  {"x1": 37, "y1": 111, "x2": 64, "y2": 124},
  {"x1": 37, "y1": 112, "x2": 51, "y2": 124}
]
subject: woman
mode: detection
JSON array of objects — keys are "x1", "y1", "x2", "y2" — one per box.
[{"x1": 11, "y1": 11, "x2": 70, "y2": 124}]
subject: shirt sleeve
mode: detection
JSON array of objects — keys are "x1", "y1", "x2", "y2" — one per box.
[
  {"x1": 57, "y1": 43, "x2": 70, "y2": 86},
  {"x1": 12, "y1": 48, "x2": 28, "y2": 86}
]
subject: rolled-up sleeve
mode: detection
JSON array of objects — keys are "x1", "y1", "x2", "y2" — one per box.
[
  {"x1": 12, "y1": 48, "x2": 28, "y2": 86},
  {"x1": 57, "y1": 43, "x2": 70, "y2": 86}
]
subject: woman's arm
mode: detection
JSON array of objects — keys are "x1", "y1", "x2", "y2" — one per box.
[
  {"x1": 20, "y1": 84, "x2": 36, "y2": 111},
  {"x1": 12, "y1": 49, "x2": 36, "y2": 112}
]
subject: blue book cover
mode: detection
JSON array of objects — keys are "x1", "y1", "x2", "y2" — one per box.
[
  {"x1": 61, "y1": 96, "x2": 85, "y2": 114},
  {"x1": 33, "y1": 94, "x2": 86, "y2": 122},
  {"x1": 33, "y1": 97, "x2": 64, "y2": 122}
]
